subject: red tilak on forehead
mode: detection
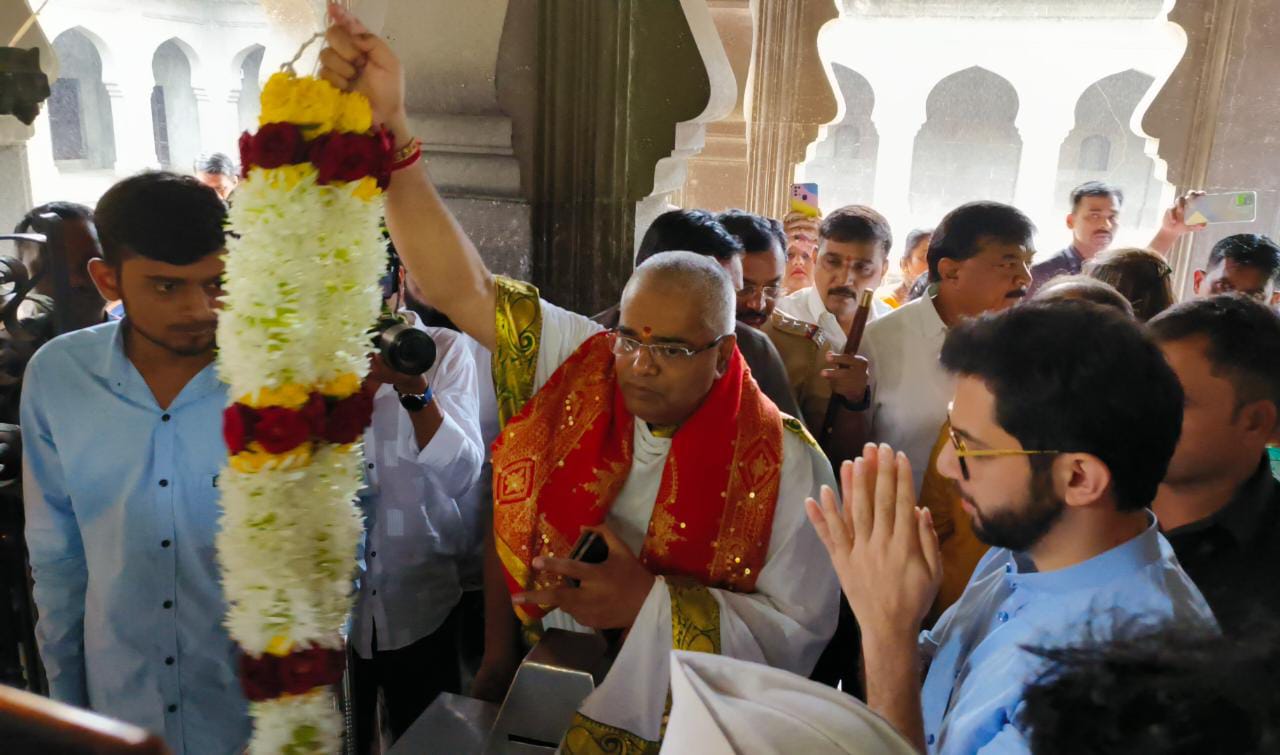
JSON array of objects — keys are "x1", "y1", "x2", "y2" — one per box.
[{"x1": 642, "y1": 326, "x2": 652, "y2": 337}]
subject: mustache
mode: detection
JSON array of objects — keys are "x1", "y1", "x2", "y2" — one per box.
[
  {"x1": 1005, "y1": 288, "x2": 1028, "y2": 299},
  {"x1": 738, "y1": 309, "x2": 768, "y2": 320},
  {"x1": 828, "y1": 287, "x2": 860, "y2": 298},
  {"x1": 170, "y1": 322, "x2": 217, "y2": 333}
]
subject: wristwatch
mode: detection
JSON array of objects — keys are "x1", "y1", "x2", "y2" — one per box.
[{"x1": 397, "y1": 385, "x2": 434, "y2": 412}]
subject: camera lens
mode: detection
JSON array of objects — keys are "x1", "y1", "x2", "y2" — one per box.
[{"x1": 377, "y1": 322, "x2": 436, "y2": 375}]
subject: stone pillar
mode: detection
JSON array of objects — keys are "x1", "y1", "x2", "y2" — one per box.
[
  {"x1": 1143, "y1": 0, "x2": 1280, "y2": 297},
  {"x1": 744, "y1": 0, "x2": 838, "y2": 220},
  {"x1": 193, "y1": 85, "x2": 241, "y2": 159},
  {"x1": 0, "y1": 0, "x2": 55, "y2": 230},
  {"x1": 677, "y1": 0, "x2": 753, "y2": 212},
  {"x1": 380, "y1": 0, "x2": 533, "y2": 283},
  {"x1": 1013, "y1": 91, "x2": 1077, "y2": 227},
  {"x1": 533, "y1": 0, "x2": 727, "y2": 313},
  {"x1": 868, "y1": 88, "x2": 928, "y2": 232}
]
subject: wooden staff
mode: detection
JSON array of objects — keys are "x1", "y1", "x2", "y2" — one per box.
[{"x1": 819, "y1": 288, "x2": 874, "y2": 447}]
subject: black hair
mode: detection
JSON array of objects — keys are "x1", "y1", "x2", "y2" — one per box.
[
  {"x1": 1033, "y1": 274, "x2": 1135, "y2": 318},
  {"x1": 1069, "y1": 180, "x2": 1124, "y2": 212},
  {"x1": 193, "y1": 152, "x2": 238, "y2": 177},
  {"x1": 717, "y1": 209, "x2": 786, "y2": 258},
  {"x1": 1149, "y1": 295, "x2": 1280, "y2": 417},
  {"x1": 635, "y1": 209, "x2": 743, "y2": 266},
  {"x1": 927, "y1": 201, "x2": 1036, "y2": 282},
  {"x1": 903, "y1": 227, "x2": 933, "y2": 254},
  {"x1": 13, "y1": 201, "x2": 92, "y2": 234},
  {"x1": 940, "y1": 300, "x2": 1183, "y2": 512},
  {"x1": 94, "y1": 171, "x2": 227, "y2": 267},
  {"x1": 1021, "y1": 621, "x2": 1280, "y2": 755},
  {"x1": 819, "y1": 204, "x2": 892, "y2": 256},
  {"x1": 1205, "y1": 234, "x2": 1280, "y2": 283}
]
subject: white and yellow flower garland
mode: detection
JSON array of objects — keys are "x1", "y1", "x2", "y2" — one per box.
[{"x1": 217, "y1": 70, "x2": 391, "y2": 753}]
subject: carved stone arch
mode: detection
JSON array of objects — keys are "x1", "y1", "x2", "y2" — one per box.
[{"x1": 909, "y1": 66, "x2": 1021, "y2": 224}]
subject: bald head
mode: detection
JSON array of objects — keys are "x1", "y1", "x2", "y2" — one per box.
[{"x1": 623, "y1": 251, "x2": 736, "y2": 338}]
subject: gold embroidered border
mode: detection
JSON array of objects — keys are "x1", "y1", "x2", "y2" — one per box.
[
  {"x1": 782, "y1": 415, "x2": 820, "y2": 452},
  {"x1": 493, "y1": 276, "x2": 542, "y2": 428},
  {"x1": 668, "y1": 578, "x2": 721, "y2": 654},
  {"x1": 561, "y1": 713, "x2": 661, "y2": 755}
]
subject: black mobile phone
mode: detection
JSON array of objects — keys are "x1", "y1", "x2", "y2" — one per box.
[{"x1": 566, "y1": 531, "x2": 609, "y2": 586}]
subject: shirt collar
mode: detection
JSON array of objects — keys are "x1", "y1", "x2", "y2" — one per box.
[
  {"x1": 1009, "y1": 512, "x2": 1163, "y2": 593},
  {"x1": 1164, "y1": 456, "x2": 1277, "y2": 547},
  {"x1": 101, "y1": 318, "x2": 221, "y2": 407},
  {"x1": 917, "y1": 294, "x2": 948, "y2": 338}
]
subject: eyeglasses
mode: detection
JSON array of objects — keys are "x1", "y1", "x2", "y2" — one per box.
[
  {"x1": 946, "y1": 417, "x2": 1058, "y2": 481},
  {"x1": 737, "y1": 283, "x2": 782, "y2": 300},
  {"x1": 608, "y1": 331, "x2": 727, "y2": 365}
]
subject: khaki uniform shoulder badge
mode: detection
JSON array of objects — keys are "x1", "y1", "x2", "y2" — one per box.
[
  {"x1": 781, "y1": 416, "x2": 821, "y2": 451},
  {"x1": 768, "y1": 310, "x2": 828, "y2": 350}
]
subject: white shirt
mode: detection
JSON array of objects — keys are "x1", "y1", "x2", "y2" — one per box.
[
  {"x1": 524, "y1": 299, "x2": 839, "y2": 743},
  {"x1": 776, "y1": 285, "x2": 892, "y2": 353},
  {"x1": 351, "y1": 319, "x2": 484, "y2": 657},
  {"x1": 455, "y1": 340, "x2": 501, "y2": 590},
  {"x1": 859, "y1": 294, "x2": 952, "y2": 492}
]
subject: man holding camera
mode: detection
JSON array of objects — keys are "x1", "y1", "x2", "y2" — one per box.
[{"x1": 349, "y1": 265, "x2": 484, "y2": 751}]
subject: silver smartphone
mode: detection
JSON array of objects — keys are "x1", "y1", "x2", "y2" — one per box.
[{"x1": 1185, "y1": 191, "x2": 1257, "y2": 225}]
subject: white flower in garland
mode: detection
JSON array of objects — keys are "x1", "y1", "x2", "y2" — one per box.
[{"x1": 217, "y1": 70, "x2": 394, "y2": 753}]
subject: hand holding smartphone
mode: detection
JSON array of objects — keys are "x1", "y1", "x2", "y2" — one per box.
[
  {"x1": 1184, "y1": 191, "x2": 1257, "y2": 225},
  {"x1": 566, "y1": 530, "x2": 609, "y2": 586}
]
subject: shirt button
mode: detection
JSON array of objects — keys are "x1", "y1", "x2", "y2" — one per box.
[
  {"x1": 370, "y1": 551, "x2": 376, "y2": 558},
  {"x1": 161, "y1": 539, "x2": 171, "y2": 548},
  {"x1": 165, "y1": 656, "x2": 174, "y2": 665},
  {"x1": 998, "y1": 611, "x2": 1009, "y2": 623},
  {"x1": 367, "y1": 463, "x2": 374, "y2": 470},
  {"x1": 162, "y1": 413, "x2": 171, "y2": 422},
  {"x1": 371, "y1": 589, "x2": 377, "y2": 596},
  {"x1": 927, "y1": 734, "x2": 936, "y2": 745},
  {"x1": 159, "y1": 479, "x2": 169, "y2": 488},
  {"x1": 167, "y1": 704, "x2": 177, "y2": 713},
  {"x1": 163, "y1": 600, "x2": 173, "y2": 609},
  {"x1": 1004, "y1": 563, "x2": 1012, "y2": 573}
]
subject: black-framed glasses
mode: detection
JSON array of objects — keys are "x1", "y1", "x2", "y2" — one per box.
[
  {"x1": 737, "y1": 283, "x2": 782, "y2": 300},
  {"x1": 945, "y1": 416, "x2": 1058, "y2": 481},
  {"x1": 608, "y1": 331, "x2": 728, "y2": 364}
]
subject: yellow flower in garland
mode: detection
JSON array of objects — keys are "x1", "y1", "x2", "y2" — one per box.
[
  {"x1": 240, "y1": 382, "x2": 312, "y2": 410},
  {"x1": 229, "y1": 441, "x2": 314, "y2": 473},
  {"x1": 260, "y1": 71, "x2": 374, "y2": 136}
]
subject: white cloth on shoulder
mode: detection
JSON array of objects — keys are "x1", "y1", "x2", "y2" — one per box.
[{"x1": 659, "y1": 651, "x2": 917, "y2": 755}]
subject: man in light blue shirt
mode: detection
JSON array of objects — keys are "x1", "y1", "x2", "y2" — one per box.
[
  {"x1": 807, "y1": 300, "x2": 1215, "y2": 754},
  {"x1": 22, "y1": 172, "x2": 249, "y2": 754}
]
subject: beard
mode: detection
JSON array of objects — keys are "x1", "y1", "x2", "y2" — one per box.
[
  {"x1": 965, "y1": 462, "x2": 1064, "y2": 552},
  {"x1": 125, "y1": 316, "x2": 217, "y2": 357}
]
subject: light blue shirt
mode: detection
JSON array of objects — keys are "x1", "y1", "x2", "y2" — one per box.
[
  {"x1": 21, "y1": 320, "x2": 250, "y2": 754},
  {"x1": 919, "y1": 516, "x2": 1215, "y2": 754}
]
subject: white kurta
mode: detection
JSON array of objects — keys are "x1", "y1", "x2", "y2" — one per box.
[{"x1": 523, "y1": 298, "x2": 840, "y2": 744}]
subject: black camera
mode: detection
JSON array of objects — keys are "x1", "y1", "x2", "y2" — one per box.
[{"x1": 372, "y1": 314, "x2": 436, "y2": 376}]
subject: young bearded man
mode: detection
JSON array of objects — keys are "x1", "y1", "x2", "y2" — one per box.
[
  {"x1": 22, "y1": 172, "x2": 249, "y2": 753},
  {"x1": 1192, "y1": 233, "x2": 1280, "y2": 307},
  {"x1": 1149, "y1": 295, "x2": 1280, "y2": 634},
  {"x1": 1029, "y1": 181, "x2": 1204, "y2": 295},
  {"x1": 319, "y1": 12, "x2": 839, "y2": 751},
  {"x1": 807, "y1": 301, "x2": 1215, "y2": 754}
]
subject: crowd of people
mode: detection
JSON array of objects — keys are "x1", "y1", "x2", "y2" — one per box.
[{"x1": 12, "y1": 6, "x2": 1280, "y2": 754}]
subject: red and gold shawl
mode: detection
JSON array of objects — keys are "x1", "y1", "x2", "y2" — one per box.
[{"x1": 491, "y1": 329, "x2": 785, "y2": 623}]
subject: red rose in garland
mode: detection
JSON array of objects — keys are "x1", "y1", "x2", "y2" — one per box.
[
  {"x1": 311, "y1": 132, "x2": 379, "y2": 185},
  {"x1": 323, "y1": 391, "x2": 374, "y2": 444},
  {"x1": 300, "y1": 392, "x2": 328, "y2": 436},
  {"x1": 223, "y1": 404, "x2": 256, "y2": 454},
  {"x1": 237, "y1": 131, "x2": 253, "y2": 178},
  {"x1": 251, "y1": 123, "x2": 305, "y2": 170},
  {"x1": 253, "y1": 406, "x2": 312, "y2": 453}
]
